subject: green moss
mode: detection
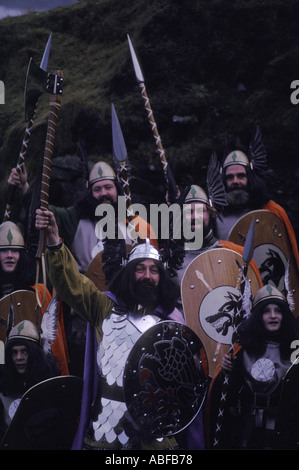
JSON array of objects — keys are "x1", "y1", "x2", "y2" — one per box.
[{"x1": 0, "y1": 0, "x2": 299, "y2": 219}]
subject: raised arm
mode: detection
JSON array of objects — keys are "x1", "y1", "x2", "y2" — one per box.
[{"x1": 35, "y1": 209, "x2": 113, "y2": 331}]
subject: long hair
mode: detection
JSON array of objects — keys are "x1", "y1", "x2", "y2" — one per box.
[
  {"x1": 0, "y1": 339, "x2": 59, "y2": 396},
  {"x1": 238, "y1": 299, "x2": 299, "y2": 359},
  {"x1": 246, "y1": 169, "x2": 272, "y2": 209},
  {"x1": 0, "y1": 251, "x2": 36, "y2": 297},
  {"x1": 108, "y1": 259, "x2": 180, "y2": 317}
]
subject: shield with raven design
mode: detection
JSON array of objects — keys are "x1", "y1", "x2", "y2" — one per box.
[
  {"x1": 123, "y1": 320, "x2": 208, "y2": 437},
  {"x1": 229, "y1": 210, "x2": 299, "y2": 318},
  {"x1": 181, "y1": 248, "x2": 261, "y2": 377}
]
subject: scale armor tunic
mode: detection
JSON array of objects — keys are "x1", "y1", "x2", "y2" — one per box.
[{"x1": 91, "y1": 310, "x2": 167, "y2": 448}]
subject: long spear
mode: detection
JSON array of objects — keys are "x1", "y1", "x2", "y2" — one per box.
[
  {"x1": 212, "y1": 216, "x2": 256, "y2": 448},
  {"x1": 3, "y1": 33, "x2": 52, "y2": 222},
  {"x1": 127, "y1": 35, "x2": 177, "y2": 201}
]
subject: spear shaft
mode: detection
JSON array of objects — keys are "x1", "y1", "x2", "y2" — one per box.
[
  {"x1": 138, "y1": 82, "x2": 168, "y2": 178},
  {"x1": 111, "y1": 103, "x2": 137, "y2": 244},
  {"x1": 3, "y1": 116, "x2": 34, "y2": 221},
  {"x1": 212, "y1": 217, "x2": 256, "y2": 448}
]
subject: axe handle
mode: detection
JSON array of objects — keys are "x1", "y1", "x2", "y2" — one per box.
[
  {"x1": 36, "y1": 70, "x2": 63, "y2": 260},
  {"x1": 139, "y1": 82, "x2": 168, "y2": 180}
]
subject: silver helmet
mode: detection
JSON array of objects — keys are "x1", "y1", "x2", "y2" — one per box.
[{"x1": 128, "y1": 238, "x2": 161, "y2": 264}]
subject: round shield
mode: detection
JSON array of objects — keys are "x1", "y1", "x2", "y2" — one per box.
[
  {"x1": 123, "y1": 320, "x2": 208, "y2": 437},
  {"x1": 181, "y1": 248, "x2": 261, "y2": 377},
  {"x1": 1, "y1": 376, "x2": 83, "y2": 450},
  {"x1": 86, "y1": 251, "x2": 107, "y2": 291},
  {"x1": 0, "y1": 290, "x2": 42, "y2": 344},
  {"x1": 229, "y1": 210, "x2": 299, "y2": 318}
]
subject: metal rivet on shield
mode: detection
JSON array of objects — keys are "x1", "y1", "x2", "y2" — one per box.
[
  {"x1": 17, "y1": 303, "x2": 21, "y2": 307},
  {"x1": 190, "y1": 284, "x2": 194, "y2": 289},
  {"x1": 218, "y1": 259, "x2": 222, "y2": 264},
  {"x1": 256, "y1": 219, "x2": 259, "y2": 223}
]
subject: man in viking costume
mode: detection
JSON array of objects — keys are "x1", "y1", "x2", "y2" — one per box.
[
  {"x1": 8, "y1": 160, "x2": 157, "y2": 275},
  {"x1": 10, "y1": 159, "x2": 158, "y2": 376},
  {"x1": 215, "y1": 125, "x2": 299, "y2": 269},
  {"x1": 176, "y1": 153, "x2": 262, "y2": 286},
  {"x1": 35, "y1": 208, "x2": 208, "y2": 450},
  {"x1": 207, "y1": 285, "x2": 299, "y2": 449}
]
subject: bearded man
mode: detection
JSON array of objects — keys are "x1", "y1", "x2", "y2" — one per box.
[
  {"x1": 35, "y1": 208, "x2": 207, "y2": 450},
  {"x1": 215, "y1": 147, "x2": 299, "y2": 271},
  {"x1": 215, "y1": 149, "x2": 273, "y2": 241}
]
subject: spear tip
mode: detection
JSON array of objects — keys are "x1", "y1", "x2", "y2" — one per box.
[{"x1": 127, "y1": 34, "x2": 144, "y2": 83}]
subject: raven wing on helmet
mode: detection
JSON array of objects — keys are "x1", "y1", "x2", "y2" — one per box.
[
  {"x1": 247, "y1": 124, "x2": 268, "y2": 174},
  {"x1": 206, "y1": 151, "x2": 228, "y2": 214}
]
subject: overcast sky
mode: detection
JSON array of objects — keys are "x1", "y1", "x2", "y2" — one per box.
[{"x1": 0, "y1": 1, "x2": 77, "y2": 19}]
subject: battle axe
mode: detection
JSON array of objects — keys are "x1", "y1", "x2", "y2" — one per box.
[
  {"x1": 24, "y1": 50, "x2": 64, "y2": 306},
  {"x1": 3, "y1": 33, "x2": 52, "y2": 222}
]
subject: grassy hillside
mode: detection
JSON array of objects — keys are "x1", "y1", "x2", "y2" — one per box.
[{"x1": 0, "y1": 0, "x2": 299, "y2": 231}]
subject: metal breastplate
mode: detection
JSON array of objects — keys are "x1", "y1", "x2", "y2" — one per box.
[
  {"x1": 92, "y1": 309, "x2": 160, "y2": 445},
  {"x1": 243, "y1": 342, "x2": 291, "y2": 397}
]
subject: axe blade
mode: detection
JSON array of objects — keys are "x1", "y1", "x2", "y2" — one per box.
[
  {"x1": 111, "y1": 103, "x2": 127, "y2": 163},
  {"x1": 24, "y1": 32, "x2": 53, "y2": 121}
]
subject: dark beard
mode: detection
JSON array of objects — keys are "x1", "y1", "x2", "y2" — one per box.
[
  {"x1": 226, "y1": 188, "x2": 250, "y2": 207},
  {"x1": 133, "y1": 280, "x2": 159, "y2": 312},
  {"x1": 97, "y1": 194, "x2": 115, "y2": 205}
]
